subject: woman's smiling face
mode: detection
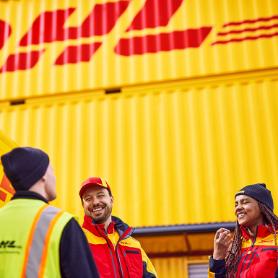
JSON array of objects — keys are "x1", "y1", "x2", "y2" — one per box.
[{"x1": 235, "y1": 195, "x2": 263, "y2": 228}]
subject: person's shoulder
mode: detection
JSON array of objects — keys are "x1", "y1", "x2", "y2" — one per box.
[
  {"x1": 46, "y1": 206, "x2": 73, "y2": 219},
  {"x1": 60, "y1": 210, "x2": 74, "y2": 219},
  {"x1": 112, "y1": 215, "x2": 128, "y2": 225},
  {"x1": 120, "y1": 235, "x2": 142, "y2": 248},
  {"x1": 112, "y1": 215, "x2": 132, "y2": 231}
]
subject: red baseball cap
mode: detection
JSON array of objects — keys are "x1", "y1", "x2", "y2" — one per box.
[{"x1": 79, "y1": 177, "x2": 112, "y2": 198}]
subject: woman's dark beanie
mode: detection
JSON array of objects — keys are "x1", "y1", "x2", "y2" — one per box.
[
  {"x1": 1, "y1": 147, "x2": 49, "y2": 191},
  {"x1": 235, "y1": 183, "x2": 274, "y2": 211}
]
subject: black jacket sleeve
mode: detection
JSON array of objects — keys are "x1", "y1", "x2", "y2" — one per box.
[
  {"x1": 143, "y1": 262, "x2": 156, "y2": 277},
  {"x1": 59, "y1": 218, "x2": 99, "y2": 278},
  {"x1": 209, "y1": 256, "x2": 226, "y2": 278}
]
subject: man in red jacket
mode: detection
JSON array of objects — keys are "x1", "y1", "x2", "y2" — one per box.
[{"x1": 79, "y1": 177, "x2": 157, "y2": 278}]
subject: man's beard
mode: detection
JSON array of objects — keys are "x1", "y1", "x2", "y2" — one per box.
[{"x1": 91, "y1": 205, "x2": 112, "y2": 224}]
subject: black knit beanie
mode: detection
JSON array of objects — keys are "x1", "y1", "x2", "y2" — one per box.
[
  {"x1": 1, "y1": 147, "x2": 49, "y2": 191},
  {"x1": 235, "y1": 183, "x2": 274, "y2": 211}
]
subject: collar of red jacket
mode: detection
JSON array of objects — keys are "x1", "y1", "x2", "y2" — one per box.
[
  {"x1": 240, "y1": 224, "x2": 275, "y2": 240},
  {"x1": 82, "y1": 214, "x2": 134, "y2": 239}
]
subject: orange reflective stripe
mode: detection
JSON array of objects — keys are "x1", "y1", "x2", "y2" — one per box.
[
  {"x1": 25, "y1": 206, "x2": 62, "y2": 278},
  {"x1": 38, "y1": 210, "x2": 64, "y2": 278},
  {"x1": 21, "y1": 204, "x2": 48, "y2": 278}
]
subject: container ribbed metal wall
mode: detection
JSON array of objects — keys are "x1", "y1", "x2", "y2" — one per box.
[
  {"x1": 151, "y1": 257, "x2": 187, "y2": 278},
  {"x1": 0, "y1": 131, "x2": 16, "y2": 206},
  {"x1": 151, "y1": 257, "x2": 209, "y2": 278},
  {"x1": 1, "y1": 72, "x2": 277, "y2": 226},
  {"x1": 0, "y1": 0, "x2": 277, "y2": 99},
  {"x1": 0, "y1": 130, "x2": 16, "y2": 155},
  {"x1": 1, "y1": 1, "x2": 277, "y2": 276}
]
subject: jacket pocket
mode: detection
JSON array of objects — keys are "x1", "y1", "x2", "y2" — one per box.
[
  {"x1": 122, "y1": 247, "x2": 143, "y2": 277},
  {"x1": 261, "y1": 247, "x2": 278, "y2": 252},
  {"x1": 125, "y1": 250, "x2": 140, "y2": 254}
]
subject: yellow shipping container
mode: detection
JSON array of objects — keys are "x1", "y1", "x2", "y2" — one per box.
[
  {"x1": 0, "y1": 131, "x2": 16, "y2": 207},
  {"x1": 1, "y1": 72, "x2": 277, "y2": 225},
  {"x1": 0, "y1": 0, "x2": 277, "y2": 99},
  {"x1": 1, "y1": 0, "x2": 278, "y2": 276}
]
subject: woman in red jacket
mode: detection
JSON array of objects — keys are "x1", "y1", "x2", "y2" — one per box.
[{"x1": 209, "y1": 183, "x2": 278, "y2": 277}]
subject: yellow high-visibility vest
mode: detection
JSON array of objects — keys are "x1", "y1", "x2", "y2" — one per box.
[{"x1": 0, "y1": 198, "x2": 72, "y2": 278}]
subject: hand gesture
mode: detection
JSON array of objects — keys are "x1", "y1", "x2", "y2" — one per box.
[{"x1": 213, "y1": 228, "x2": 233, "y2": 260}]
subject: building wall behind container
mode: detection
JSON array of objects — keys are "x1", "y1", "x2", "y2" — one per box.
[{"x1": 0, "y1": 72, "x2": 277, "y2": 226}]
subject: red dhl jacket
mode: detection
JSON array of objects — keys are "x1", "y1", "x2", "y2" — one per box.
[
  {"x1": 209, "y1": 225, "x2": 278, "y2": 278},
  {"x1": 82, "y1": 215, "x2": 157, "y2": 278}
]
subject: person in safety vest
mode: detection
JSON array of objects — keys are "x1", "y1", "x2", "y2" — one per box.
[
  {"x1": 208, "y1": 183, "x2": 278, "y2": 278},
  {"x1": 79, "y1": 177, "x2": 157, "y2": 278},
  {"x1": 0, "y1": 147, "x2": 99, "y2": 278}
]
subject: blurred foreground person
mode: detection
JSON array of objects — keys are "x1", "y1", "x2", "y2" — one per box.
[
  {"x1": 209, "y1": 183, "x2": 278, "y2": 277},
  {"x1": 0, "y1": 147, "x2": 99, "y2": 278},
  {"x1": 79, "y1": 176, "x2": 157, "y2": 278}
]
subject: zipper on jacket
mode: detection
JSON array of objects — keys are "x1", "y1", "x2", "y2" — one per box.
[
  {"x1": 97, "y1": 224, "x2": 119, "y2": 278},
  {"x1": 114, "y1": 228, "x2": 134, "y2": 278},
  {"x1": 238, "y1": 227, "x2": 258, "y2": 275},
  {"x1": 108, "y1": 247, "x2": 119, "y2": 278},
  {"x1": 115, "y1": 244, "x2": 125, "y2": 278},
  {"x1": 104, "y1": 237, "x2": 119, "y2": 278}
]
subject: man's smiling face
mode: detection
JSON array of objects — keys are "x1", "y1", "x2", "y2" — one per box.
[{"x1": 82, "y1": 185, "x2": 113, "y2": 225}]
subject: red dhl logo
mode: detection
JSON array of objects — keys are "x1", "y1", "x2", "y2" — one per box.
[
  {"x1": 0, "y1": 0, "x2": 277, "y2": 73},
  {"x1": 0, "y1": 174, "x2": 15, "y2": 203}
]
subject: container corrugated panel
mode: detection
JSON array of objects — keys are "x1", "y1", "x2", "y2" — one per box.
[
  {"x1": 151, "y1": 257, "x2": 187, "y2": 278},
  {"x1": 0, "y1": 0, "x2": 277, "y2": 99},
  {"x1": 151, "y1": 257, "x2": 209, "y2": 278},
  {"x1": 0, "y1": 131, "x2": 16, "y2": 207},
  {"x1": 0, "y1": 72, "x2": 277, "y2": 226}
]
